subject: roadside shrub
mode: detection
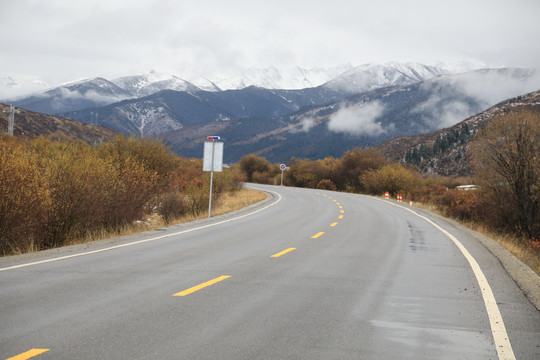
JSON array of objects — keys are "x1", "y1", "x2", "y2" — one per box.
[
  {"x1": 158, "y1": 191, "x2": 188, "y2": 224},
  {"x1": 0, "y1": 138, "x2": 51, "y2": 254},
  {"x1": 339, "y1": 148, "x2": 387, "y2": 191},
  {"x1": 317, "y1": 179, "x2": 337, "y2": 191},
  {"x1": 437, "y1": 189, "x2": 479, "y2": 221},
  {"x1": 185, "y1": 184, "x2": 211, "y2": 216},
  {"x1": 99, "y1": 135, "x2": 179, "y2": 193},
  {"x1": 361, "y1": 164, "x2": 418, "y2": 197},
  {"x1": 238, "y1": 154, "x2": 272, "y2": 182},
  {"x1": 42, "y1": 142, "x2": 122, "y2": 246}
]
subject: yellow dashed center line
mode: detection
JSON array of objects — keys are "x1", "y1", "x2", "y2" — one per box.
[
  {"x1": 338, "y1": 215, "x2": 344, "y2": 219},
  {"x1": 271, "y1": 248, "x2": 296, "y2": 258},
  {"x1": 330, "y1": 222, "x2": 338, "y2": 227},
  {"x1": 6, "y1": 349, "x2": 50, "y2": 360},
  {"x1": 173, "y1": 275, "x2": 231, "y2": 296},
  {"x1": 311, "y1": 232, "x2": 325, "y2": 239},
  {"x1": 340, "y1": 210, "x2": 344, "y2": 213}
]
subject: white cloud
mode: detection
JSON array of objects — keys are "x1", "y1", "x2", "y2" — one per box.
[
  {"x1": 1, "y1": 0, "x2": 539, "y2": 85},
  {"x1": 413, "y1": 68, "x2": 540, "y2": 129},
  {"x1": 300, "y1": 117, "x2": 316, "y2": 132},
  {"x1": 451, "y1": 69, "x2": 540, "y2": 105},
  {"x1": 327, "y1": 101, "x2": 388, "y2": 136}
]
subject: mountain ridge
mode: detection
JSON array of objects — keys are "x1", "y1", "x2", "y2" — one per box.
[
  {"x1": 0, "y1": 103, "x2": 118, "y2": 143},
  {"x1": 375, "y1": 88, "x2": 540, "y2": 176}
]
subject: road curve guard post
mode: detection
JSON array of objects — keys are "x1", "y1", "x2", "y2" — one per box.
[{"x1": 203, "y1": 136, "x2": 224, "y2": 218}]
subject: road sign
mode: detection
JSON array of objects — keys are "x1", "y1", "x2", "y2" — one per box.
[
  {"x1": 203, "y1": 137, "x2": 224, "y2": 219},
  {"x1": 203, "y1": 141, "x2": 223, "y2": 172},
  {"x1": 280, "y1": 164, "x2": 286, "y2": 171}
]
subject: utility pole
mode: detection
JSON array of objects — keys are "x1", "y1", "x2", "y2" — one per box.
[{"x1": 3, "y1": 105, "x2": 18, "y2": 136}]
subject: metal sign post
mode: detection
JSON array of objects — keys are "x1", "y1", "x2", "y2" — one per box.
[
  {"x1": 280, "y1": 164, "x2": 286, "y2": 186},
  {"x1": 203, "y1": 136, "x2": 223, "y2": 218}
]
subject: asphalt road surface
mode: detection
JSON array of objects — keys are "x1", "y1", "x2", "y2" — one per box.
[{"x1": 1, "y1": 185, "x2": 539, "y2": 359}]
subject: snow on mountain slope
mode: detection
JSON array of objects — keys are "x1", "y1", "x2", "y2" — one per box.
[
  {"x1": 323, "y1": 62, "x2": 447, "y2": 93},
  {"x1": 14, "y1": 77, "x2": 133, "y2": 114},
  {"x1": 213, "y1": 65, "x2": 354, "y2": 90},
  {"x1": 111, "y1": 70, "x2": 204, "y2": 96}
]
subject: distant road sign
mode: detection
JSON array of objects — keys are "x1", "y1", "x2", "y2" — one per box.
[
  {"x1": 207, "y1": 136, "x2": 220, "y2": 140},
  {"x1": 280, "y1": 164, "x2": 286, "y2": 170}
]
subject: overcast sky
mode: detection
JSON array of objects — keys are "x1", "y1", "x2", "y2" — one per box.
[{"x1": 2, "y1": 0, "x2": 539, "y2": 85}]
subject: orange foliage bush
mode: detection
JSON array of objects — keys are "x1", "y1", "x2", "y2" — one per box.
[
  {"x1": 0, "y1": 134, "x2": 241, "y2": 255},
  {"x1": 437, "y1": 189, "x2": 479, "y2": 221}
]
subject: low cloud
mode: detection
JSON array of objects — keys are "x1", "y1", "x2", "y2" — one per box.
[
  {"x1": 412, "y1": 95, "x2": 473, "y2": 129},
  {"x1": 300, "y1": 117, "x2": 316, "y2": 132},
  {"x1": 327, "y1": 101, "x2": 388, "y2": 136},
  {"x1": 413, "y1": 68, "x2": 540, "y2": 129},
  {"x1": 58, "y1": 87, "x2": 123, "y2": 104}
]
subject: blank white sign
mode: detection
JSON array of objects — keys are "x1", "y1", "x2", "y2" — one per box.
[{"x1": 203, "y1": 141, "x2": 223, "y2": 172}]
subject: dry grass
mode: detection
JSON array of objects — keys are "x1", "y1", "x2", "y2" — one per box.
[
  {"x1": 211, "y1": 188, "x2": 268, "y2": 216},
  {"x1": 66, "y1": 188, "x2": 267, "y2": 247},
  {"x1": 457, "y1": 220, "x2": 540, "y2": 274}
]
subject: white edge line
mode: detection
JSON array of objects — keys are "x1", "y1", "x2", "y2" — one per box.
[
  {"x1": 0, "y1": 189, "x2": 282, "y2": 272},
  {"x1": 376, "y1": 198, "x2": 515, "y2": 360}
]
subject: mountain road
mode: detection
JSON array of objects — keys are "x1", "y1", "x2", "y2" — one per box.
[{"x1": 1, "y1": 184, "x2": 538, "y2": 359}]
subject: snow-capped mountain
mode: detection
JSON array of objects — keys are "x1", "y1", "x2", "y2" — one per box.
[
  {"x1": 212, "y1": 65, "x2": 354, "y2": 90},
  {"x1": 14, "y1": 77, "x2": 133, "y2": 114},
  {"x1": 322, "y1": 62, "x2": 448, "y2": 93},
  {"x1": 159, "y1": 67, "x2": 539, "y2": 163},
  {"x1": 0, "y1": 76, "x2": 50, "y2": 101},
  {"x1": 111, "y1": 70, "x2": 217, "y2": 96}
]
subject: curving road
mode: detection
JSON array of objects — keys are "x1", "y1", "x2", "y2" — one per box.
[{"x1": 1, "y1": 184, "x2": 538, "y2": 359}]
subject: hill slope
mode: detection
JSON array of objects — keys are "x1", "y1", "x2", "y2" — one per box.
[
  {"x1": 0, "y1": 103, "x2": 118, "y2": 143},
  {"x1": 375, "y1": 89, "x2": 540, "y2": 176}
]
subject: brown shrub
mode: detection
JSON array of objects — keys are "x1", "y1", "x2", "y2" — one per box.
[
  {"x1": 437, "y1": 189, "x2": 479, "y2": 221},
  {"x1": 0, "y1": 138, "x2": 51, "y2": 253},
  {"x1": 158, "y1": 191, "x2": 188, "y2": 224},
  {"x1": 317, "y1": 179, "x2": 337, "y2": 191}
]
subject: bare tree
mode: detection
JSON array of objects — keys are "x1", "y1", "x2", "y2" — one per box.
[{"x1": 469, "y1": 110, "x2": 540, "y2": 239}]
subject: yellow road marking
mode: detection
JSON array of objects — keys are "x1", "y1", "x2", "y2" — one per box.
[
  {"x1": 271, "y1": 248, "x2": 296, "y2": 257},
  {"x1": 173, "y1": 275, "x2": 230, "y2": 296},
  {"x1": 340, "y1": 210, "x2": 344, "y2": 213},
  {"x1": 6, "y1": 349, "x2": 50, "y2": 360},
  {"x1": 311, "y1": 232, "x2": 325, "y2": 239},
  {"x1": 338, "y1": 215, "x2": 344, "y2": 219},
  {"x1": 332, "y1": 199, "x2": 337, "y2": 202},
  {"x1": 336, "y1": 202, "x2": 340, "y2": 205},
  {"x1": 330, "y1": 222, "x2": 338, "y2": 227},
  {"x1": 328, "y1": 196, "x2": 332, "y2": 199},
  {"x1": 339, "y1": 205, "x2": 343, "y2": 208}
]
